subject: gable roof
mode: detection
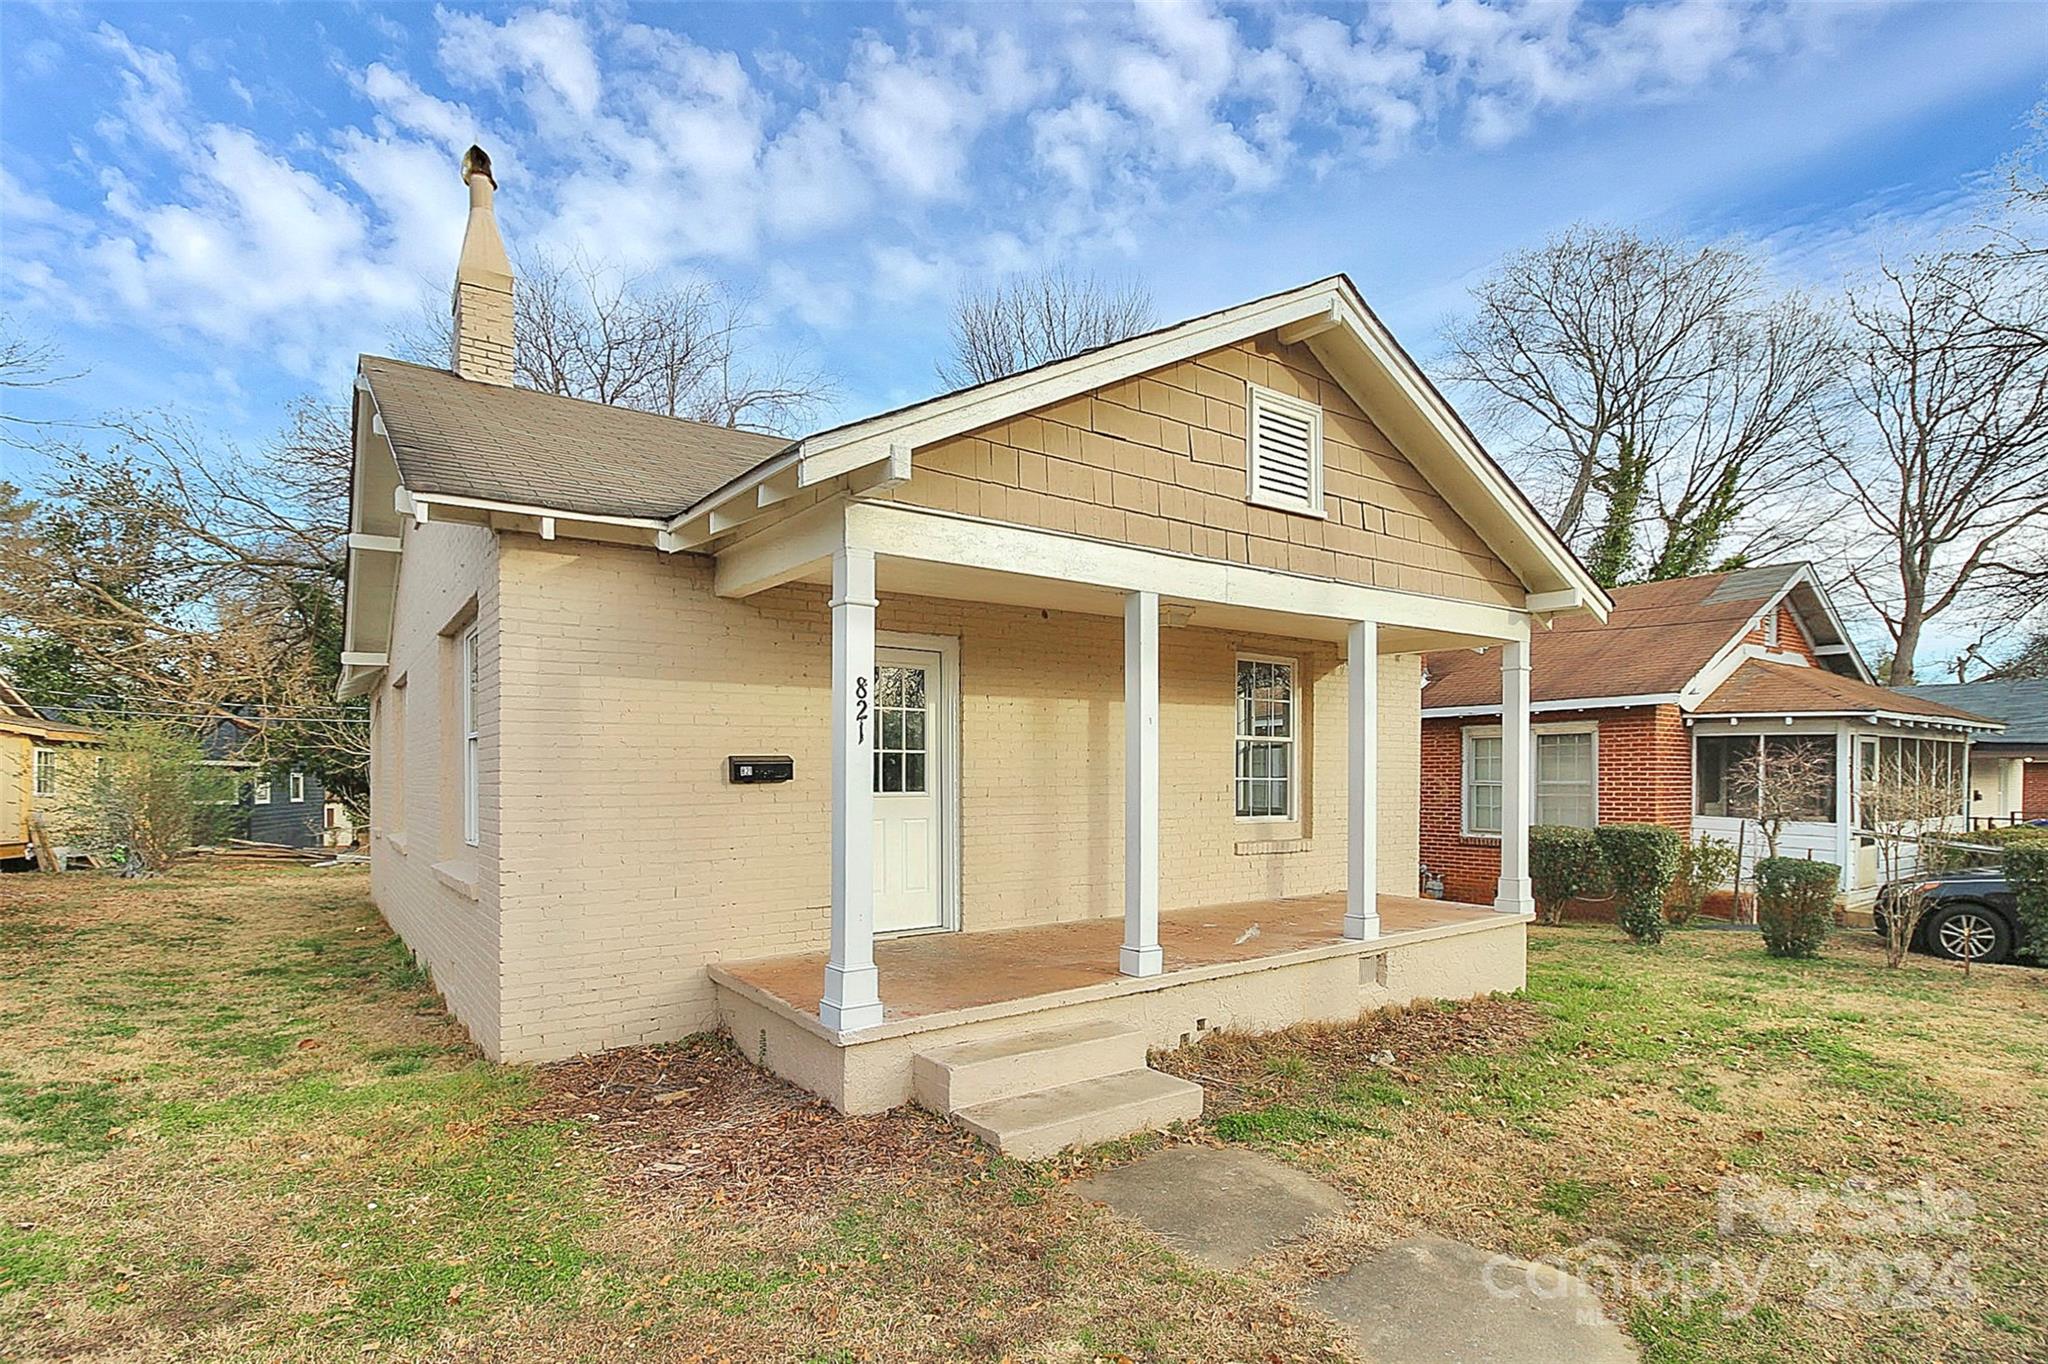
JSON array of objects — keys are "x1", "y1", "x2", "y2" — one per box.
[
  {"x1": 1421, "y1": 563, "x2": 1861, "y2": 713},
  {"x1": 1698, "y1": 659, "x2": 1998, "y2": 729},
  {"x1": 358, "y1": 356, "x2": 792, "y2": 521},
  {"x1": 1893, "y1": 678, "x2": 2048, "y2": 747},
  {"x1": 0, "y1": 675, "x2": 100, "y2": 741},
  {"x1": 354, "y1": 275, "x2": 1607, "y2": 611}
]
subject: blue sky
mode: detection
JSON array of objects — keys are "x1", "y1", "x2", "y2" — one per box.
[{"x1": 2, "y1": 1, "x2": 2044, "y2": 668}]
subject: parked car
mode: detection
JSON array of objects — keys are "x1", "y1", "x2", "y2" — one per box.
[{"x1": 1873, "y1": 867, "x2": 2024, "y2": 965}]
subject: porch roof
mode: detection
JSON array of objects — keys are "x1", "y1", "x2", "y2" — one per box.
[{"x1": 1694, "y1": 659, "x2": 2001, "y2": 730}]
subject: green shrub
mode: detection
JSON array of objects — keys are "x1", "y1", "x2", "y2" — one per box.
[
  {"x1": 1529, "y1": 826, "x2": 1604, "y2": 926},
  {"x1": 2007, "y1": 842, "x2": 2048, "y2": 963},
  {"x1": 1974, "y1": 825, "x2": 2048, "y2": 850},
  {"x1": 1594, "y1": 823, "x2": 1681, "y2": 945},
  {"x1": 1754, "y1": 856, "x2": 1840, "y2": 958},
  {"x1": 1670, "y1": 834, "x2": 1738, "y2": 927}
]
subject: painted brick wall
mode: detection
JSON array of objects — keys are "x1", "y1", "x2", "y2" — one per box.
[
  {"x1": 367, "y1": 517, "x2": 503, "y2": 1055},
  {"x1": 1742, "y1": 602, "x2": 1821, "y2": 665},
  {"x1": 482, "y1": 536, "x2": 1422, "y2": 1062},
  {"x1": 1420, "y1": 704, "x2": 1692, "y2": 905},
  {"x1": 877, "y1": 334, "x2": 1524, "y2": 609}
]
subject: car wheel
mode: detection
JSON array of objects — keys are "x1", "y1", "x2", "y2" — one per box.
[{"x1": 1924, "y1": 903, "x2": 2014, "y2": 966}]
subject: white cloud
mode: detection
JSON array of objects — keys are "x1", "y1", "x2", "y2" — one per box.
[{"x1": 20, "y1": 1, "x2": 1895, "y2": 395}]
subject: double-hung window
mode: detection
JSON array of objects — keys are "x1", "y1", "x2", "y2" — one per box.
[
  {"x1": 289, "y1": 771, "x2": 306, "y2": 803},
  {"x1": 1463, "y1": 725, "x2": 1597, "y2": 834},
  {"x1": 254, "y1": 777, "x2": 272, "y2": 805},
  {"x1": 32, "y1": 748, "x2": 56, "y2": 798},
  {"x1": 1235, "y1": 656, "x2": 1297, "y2": 819},
  {"x1": 459, "y1": 625, "x2": 480, "y2": 847}
]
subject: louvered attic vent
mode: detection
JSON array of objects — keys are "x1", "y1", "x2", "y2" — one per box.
[{"x1": 1245, "y1": 382, "x2": 1324, "y2": 516}]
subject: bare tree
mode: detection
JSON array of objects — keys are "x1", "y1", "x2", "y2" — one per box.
[
  {"x1": 1442, "y1": 225, "x2": 1839, "y2": 585},
  {"x1": 0, "y1": 400, "x2": 369, "y2": 812},
  {"x1": 0, "y1": 316, "x2": 86, "y2": 434},
  {"x1": 1822, "y1": 249, "x2": 2048, "y2": 683},
  {"x1": 400, "y1": 250, "x2": 831, "y2": 435},
  {"x1": 1729, "y1": 735, "x2": 1838, "y2": 861},
  {"x1": 1865, "y1": 759, "x2": 1969, "y2": 968},
  {"x1": 937, "y1": 266, "x2": 1155, "y2": 389}
]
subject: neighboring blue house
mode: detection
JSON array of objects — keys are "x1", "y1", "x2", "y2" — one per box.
[
  {"x1": 1893, "y1": 678, "x2": 2048, "y2": 826},
  {"x1": 201, "y1": 713, "x2": 349, "y2": 849}
]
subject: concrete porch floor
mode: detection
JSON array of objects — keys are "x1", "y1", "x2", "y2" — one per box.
[{"x1": 718, "y1": 892, "x2": 1496, "y2": 1023}]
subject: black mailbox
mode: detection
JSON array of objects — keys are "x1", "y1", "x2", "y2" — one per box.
[{"x1": 728, "y1": 754, "x2": 794, "y2": 784}]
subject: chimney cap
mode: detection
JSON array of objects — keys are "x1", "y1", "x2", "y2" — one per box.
[{"x1": 461, "y1": 145, "x2": 496, "y2": 189}]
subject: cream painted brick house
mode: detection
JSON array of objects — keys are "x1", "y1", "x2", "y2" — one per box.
[{"x1": 338, "y1": 148, "x2": 1611, "y2": 1149}]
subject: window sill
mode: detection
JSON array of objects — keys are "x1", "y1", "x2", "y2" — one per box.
[
  {"x1": 1461, "y1": 833, "x2": 1503, "y2": 845},
  {"x1": 383, "y1": 830, "x2": 409, "y2": 856},
  {"x1": 1246, "y1": 493, "x2": 1328, "y2": 520},
  {"x1": 1236, "y1": 836, "x2": 1311, "y2": 856},
  {"x1": 431, "y1": 859, "x2": 481, "y2": 901}
]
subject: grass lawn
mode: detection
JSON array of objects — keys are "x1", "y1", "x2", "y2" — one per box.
[{"x1": 1, "y1": 865, "x2": 2043, "y2": 1362}]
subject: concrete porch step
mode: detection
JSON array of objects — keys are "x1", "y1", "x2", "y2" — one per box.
[
  {"x1": 950, "y1": 1068, "x2": 1204, "y2": 1159},
  {"x1": 912, "y1": 1018, "x2": 1147, "y2": 1112}
]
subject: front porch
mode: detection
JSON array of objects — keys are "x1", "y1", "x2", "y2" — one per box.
[{"x1": 711, "y1": 890, "x2": 1527, "y2": 1114}]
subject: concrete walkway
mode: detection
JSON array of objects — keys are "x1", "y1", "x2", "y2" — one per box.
[{"x1": 1070, "y1": 1147, "x2": 1638, "y2": 1363}]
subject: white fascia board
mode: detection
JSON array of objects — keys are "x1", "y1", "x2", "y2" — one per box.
[
  {"x1": 1691, "y1": 708, "x2": 2002, "y2": 732},
  {"x1": 793, "y1": 284, "x2": 1342, "y2": 486},
  {"x1": 841, "y1": 501, "x2": 1531, "y2": 640},
  {"x1": 1421, "y1": 693, "x2": 1681, "y2": 719},
  {"x1": 347, "y1": 533, "x2": 402, "y2": 553},
  {"x1": 409, "y1": 491, "x2": 667, "y2": 533}
]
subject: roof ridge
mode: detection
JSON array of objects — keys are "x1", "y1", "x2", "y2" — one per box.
[{"x1": 358, "y1": 353, "x2": 794, "y2": 448}]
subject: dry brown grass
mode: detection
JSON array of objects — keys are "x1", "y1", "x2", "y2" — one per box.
[{"x1": 7, "y1": 867, "x2": 2044, "y2": 1362}]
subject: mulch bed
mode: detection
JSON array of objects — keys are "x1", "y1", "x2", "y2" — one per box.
[{"x1": 533, "y1": 1036, "x2": 988, "y2": 1212}]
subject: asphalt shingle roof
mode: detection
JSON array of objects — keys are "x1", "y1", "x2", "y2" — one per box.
[
  {"x1": 1699, "y1": 659, "x2": 1997, "y2": 726},
  {"x1": 1421, "y1": 566, "x2": 1808, "y2": 710},
  {"x1": 1893, "y1": 678, "x2": 2048, "y2": 746},
  {"x1": 359, "y1": 356, "x2": 794, "y2": 521}
]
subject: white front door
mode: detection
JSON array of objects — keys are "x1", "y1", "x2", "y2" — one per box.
[{"x1": 872, "y1": 645, "x2": 946, "y2": 933}]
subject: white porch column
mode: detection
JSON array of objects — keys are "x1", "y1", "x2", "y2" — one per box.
[
  {"x1": 821, "y1": 545, "x2": 884, "y2": 1032},
  {"x1": 1121, "y1": 589, "x2": 1163, "y2": 977},
  {"x1": 1494, "y1": 636, "x2": 1535, "y2": 916},
  {"x1": 1345, "y1": 621, "x2": 1381, "y2": 940}
]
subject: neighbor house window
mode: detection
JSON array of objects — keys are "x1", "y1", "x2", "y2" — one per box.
[
  {"x1": 289, "y1": 771, "x2": 305, "y2": 803},
  {"x1": 254, "y1": 777, "x2": 273, "y2": 805},
  {"x1": 1695, "y1": 733, "x2": 1838, "y2": 821},
  {"x1": 1464, "y1": 725, "x2": 1597, "y2": 835},
  {"x1": 1535, "y1": 729, "x2": 1597, "y2": 827},
  {"x1": 1235, "y1": 656, "x2": 1297, "y2": 819},
  {"x1": 32, "y1": 748, "x2": 56, "y2": 798},
  {"x1": 1860, "y1": 735, "x2": 1966, "y2": 822},
  {"x1": 460, "y1": 625, "x2": 480, "y2": 847},
  {"x1": 1245, "y1": 383, "x2": 1324, "y2": 516}
]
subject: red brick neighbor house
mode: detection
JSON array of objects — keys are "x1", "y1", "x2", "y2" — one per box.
[{"x1": 1419, "y1": 564, "x2": 2002, "y2": 909}]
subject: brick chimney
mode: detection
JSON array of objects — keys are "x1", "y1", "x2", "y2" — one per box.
[{"x1": 451, "y1": 145, "x2": 514, "y2": 385}]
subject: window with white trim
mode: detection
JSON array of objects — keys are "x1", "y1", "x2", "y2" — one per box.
[
  {"x1": 1463, "y1": 724, "x2": 1598, "y2": 835},
  {"x1": 1245, "y1": 383, "x2": 1324, "y2": 516},
  {"x1": 254, "y1": 777, "x2": 272, "y2": 805},
  {"x1": 32, "y1": 748, "x2": 56, "y2": 798},
  {"x1": 1235, "y1": 656, "x2": 1297, "y2": 819},
  {"x1": 289, "y1": 771, "x2": 306, "y2": 803},
  {"x1": 460, "y1": 625, "x2": 480, "y2": 847}
]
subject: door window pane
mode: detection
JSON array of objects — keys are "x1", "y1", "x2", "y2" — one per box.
[{"x1": 873, "y1": 662, "x2": 930, "y2": 795}]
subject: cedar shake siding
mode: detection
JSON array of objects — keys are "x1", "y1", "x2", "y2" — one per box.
[
  {"x1": 1420, "y1": 705, "x2": 1692, "y2": 906},
  {"x1": 879, "y1": 335, "x2": 1525, "y2": 609}
]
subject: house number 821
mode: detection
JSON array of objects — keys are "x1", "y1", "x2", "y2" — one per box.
[{"x1": 854, "y1": 674, "x2": 869, "y2": 744}]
